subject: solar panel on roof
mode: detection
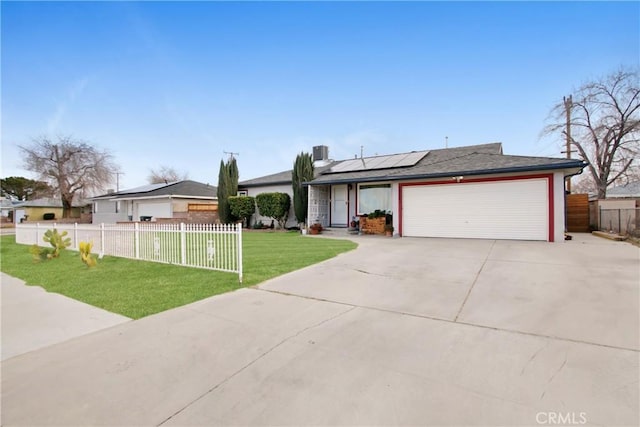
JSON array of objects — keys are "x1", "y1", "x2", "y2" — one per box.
[
  {"x1": 403, "y1": 151, "x2": 428, "y2": 166},
  {"x1": 327, "y1": 151, "x2": 429, "y2": 174},
  {"x1": 328, "y1": 159, "x2": 362, "y2": 173},
  {"x1": 364, "y1": 156, "x2": 387, "y2": 169},
  {"x1": 118, "y1": 182, "x2": 174, "y2": 194}
]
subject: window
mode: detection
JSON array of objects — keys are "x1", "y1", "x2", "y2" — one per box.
[
  {"x1": 237, "y1": 190, "x2": 248, "y2": 196},
  {"x1": 93, "y1": 202, "x2": 98, "y2": 213},
  {"x1": 358, "y1": 184, "x2": 391, "y2": 214},
  {"x1": 115, "y1": 201, "x2": 121, "y2": 213}
]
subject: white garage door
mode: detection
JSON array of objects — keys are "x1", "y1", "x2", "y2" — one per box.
[
  {"x1": 402, "y1": 178, "x2": 549, "y2": 241},
  {"x1": 137, "y1": 202, "x2": 171, "y2": 221}
]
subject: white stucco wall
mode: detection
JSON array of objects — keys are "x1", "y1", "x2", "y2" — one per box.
[
  {"x1": 553, "y1": 171, "x2": 566, "y2": 243},
  {"x1": 92, "y1": 200, "x2": 129, "y2": 224}
]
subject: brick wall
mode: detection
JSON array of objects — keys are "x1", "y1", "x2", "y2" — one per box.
[
  {"x1": 188, "y1": 211, "x2": 219, "y2": 223},
  {"x1": 154, "y1": 211, "x2": 219, "y2": 224}
]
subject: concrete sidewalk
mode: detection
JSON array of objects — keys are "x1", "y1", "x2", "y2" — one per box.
[
  {"x1": 1, "y1": 273, "x2": 130, "y2": 361},
  {"x1": 1, "y1": 235, "x2": 638, "y2": 426}
]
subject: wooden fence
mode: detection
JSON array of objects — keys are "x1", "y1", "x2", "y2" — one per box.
[{"x1": 566, "y1": 194, "x2": 590, "y2": 232}]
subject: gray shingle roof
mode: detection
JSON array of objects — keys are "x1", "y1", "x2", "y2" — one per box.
[
  {"x1": 239, "y1": 163, "x2": 336, "y2": 187},
  {"x1": 237, "y1": 143, "x2": 587, "y2": 188},
  {"x1": 607, "y1": 181, "x2": 640, "y2": 198},
  {"x1": 1, "y1": 198, "x2": 19, "y2": 209},
  {"x1": 239, "y1": 170, "x2": 295, "y2": 187},
  {"x1": 309, "y1": 142, "x2": 585, "y2": 184},
  {"x1": 13, "y1": 197, "x2": 90, "y2": 208},
  {"x1": 310, "y1": 149, "x2": 585, "y2": 185},
  {"x1": 92, "y1": 180, "x2": 217, "y2": 200}
]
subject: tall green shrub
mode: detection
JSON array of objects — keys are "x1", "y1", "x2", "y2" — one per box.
[
  {"x1": 228, "y1": 157, "x2": 239, "y2": 197},
  {"x1": 217, "y1": 159, "x2": 230, "y2": 223},
  {"x1": 292, "y1": 152, "x2": 314, "y2": 225},
  {"x1": 229, "y1": 196, "x2": 255, "y2": 228},
  {"x1": 217, "y1": 157, "x2": 240, "y2": 224},
  {"x1": 256, "y1": 192, "x2": 291, "y2": 229}
]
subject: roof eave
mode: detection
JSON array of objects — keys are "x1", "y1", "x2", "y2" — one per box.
[
  {"x1": 107, "y1": 194, "x2": 216, "y2": 201},
  {"x1": 239, "y1": 180, "x2": 292, "y2": 188},
  {"x1": 305, "y1": 162, "x2": 588, "y2": 186}
]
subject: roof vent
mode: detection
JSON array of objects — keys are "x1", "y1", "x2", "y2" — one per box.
[{"x1": 313, "y1": 145, "x2": 329, "y2": 162}]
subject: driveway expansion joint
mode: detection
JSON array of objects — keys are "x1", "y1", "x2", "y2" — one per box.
[
  {"x1": 353, "y1": 268, "x2": 390, "y2": 278},
  {"x1": 454, "y1": 239, "x2": 496, "y2": 322},
  {"x1": 257, "y1": 286, "x2": 640, "y2": 353}
]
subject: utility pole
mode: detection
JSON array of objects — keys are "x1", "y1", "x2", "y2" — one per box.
[
  {"x1": 563, "y1": 95, "x2": 573, "y2": 193},
  {"x1": 115, "y1": 171, "x2": 124, "y2": 192},
  {"x1": 224, "y1": 151, "x2": 239, "y2": 160}
]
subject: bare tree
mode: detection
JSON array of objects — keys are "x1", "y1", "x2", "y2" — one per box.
[
  {"x1": 571, "y1": 175, "x2": 597, "y2": 195},
  {"x1": 20, "y1": 136, "x2": 117, "y2": 217},
  {"x1": 147, "y1": 166, "x2": 188, "y2": 184},
  {"x1": 543, "y1": 68, "x2": 640, "y2": 198}
]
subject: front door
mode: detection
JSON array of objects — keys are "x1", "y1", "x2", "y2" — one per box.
[{"x1": 331, "y1": 185, "x2": 348, "y2": 226}]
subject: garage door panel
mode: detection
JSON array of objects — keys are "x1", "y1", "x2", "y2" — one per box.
[
  {"x1": 402, "y1": 179, "x2": 548, "y2": 241},
  {"x1": 137, "y1": 202, "x2": 171, "y2": 220}
]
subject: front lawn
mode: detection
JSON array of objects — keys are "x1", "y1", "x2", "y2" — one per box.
[{"x1": 0, "y1": 232, "x2": 356, "y2": 319}]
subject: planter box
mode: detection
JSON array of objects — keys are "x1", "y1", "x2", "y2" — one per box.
[{"x1": 360, "y1": 217, "x2": 386, "y2": 235}]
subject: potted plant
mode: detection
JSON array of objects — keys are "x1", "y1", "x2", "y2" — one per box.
[
  {"x1": 384, "y1": 224, "x2": 394, "y2": 237},
  {"x1": 309, "y1": 223, "x2": 323, "y2": 235}
]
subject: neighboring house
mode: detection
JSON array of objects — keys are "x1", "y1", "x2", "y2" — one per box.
[
  {"x1": 606, "y1": 181, "x2": 640, "y2": 200},
  {"x1": 243, "y1": 143, "x2": 587, "y2": 242},
  {"x1": 11, "y1": 198, "x2": 89, "y2": 223},
  {"x1": 589, "y1": 181, "x2": 640, "y2": 233},
  {"x1": 1, "y1": 197, "x2": 17, "y2": 219},
  {"x1": 91, "y1": 180, "x2": 218, "y2": 224}
]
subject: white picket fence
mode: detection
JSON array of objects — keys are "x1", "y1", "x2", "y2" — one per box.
[{"x1": 16, "y1": 222, "x2": 243, "y2": 282}]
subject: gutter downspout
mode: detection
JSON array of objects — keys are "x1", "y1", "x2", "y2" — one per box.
[{"x1": 564, "y1": 165, "x2": 588, "y2": 234}]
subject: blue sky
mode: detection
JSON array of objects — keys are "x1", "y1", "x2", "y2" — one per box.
[{"x1": 2, "y1": 1, "x2": 638, "y2": 191}]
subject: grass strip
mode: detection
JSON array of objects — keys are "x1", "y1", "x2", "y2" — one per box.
[{"x1": 0, "y1": 232, "x2": 356, "y2": 319}]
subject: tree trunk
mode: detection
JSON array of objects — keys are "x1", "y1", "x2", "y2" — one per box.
[
  {"x1": 61, "y1": 194, "x2": 73, "y2": 218},
  {"x1": 597, "y1": 182, "x2": 607, "y2": 200}
]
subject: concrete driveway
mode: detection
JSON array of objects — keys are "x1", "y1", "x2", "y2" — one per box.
[{"x1": 1, "y1": 233, "x2": 638, "y2": 426}]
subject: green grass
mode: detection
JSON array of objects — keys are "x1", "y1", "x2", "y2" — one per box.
[{"x1": 0, "y1": 232, "x2": 357, "y2": 319}]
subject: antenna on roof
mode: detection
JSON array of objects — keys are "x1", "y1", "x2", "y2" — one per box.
[{"x1": 223, "y1": 151, "x2": 239, "y2": 160}]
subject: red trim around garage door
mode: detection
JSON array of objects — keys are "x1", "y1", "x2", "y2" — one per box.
[{"x1": 398, "y1": 174, "x2": 555, "y2": 242}]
